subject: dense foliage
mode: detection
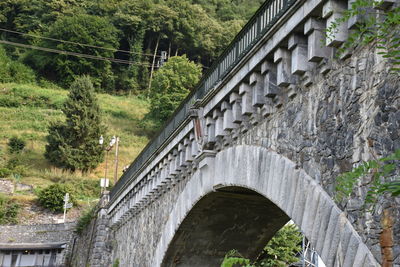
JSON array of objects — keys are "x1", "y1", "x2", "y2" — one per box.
[
  {"x1": 336, "y1": 149, "x2": 400, "y2": 207},
  {"x1": 45, "y1": 76, "x2": 105, "y2": 171},
  {"x1": 148, "y1": 55, "x2": 202, "y2": 124},
  {"x1": 0, "y1": 193, "x2": 20, "y2": 224},
  {"x1": 0, "y1": 0, "x2": 263, "y2": 92},
  {"x1": 8, "y1": 136, "x2": 26, "y2": 154},
  {"x1": 0, "y1": 46, "x2": 35, "y2": 83},
  {"x1": 221, "y1": 224, "x2": 302, "y2": 267},
  {"x1": 326, "y1": 0, "x2": 400, "y2": 73},
  {"x1": 37, "y1": 183, "x2": 76, "y2": 213},
  {"x1": 26, "y1": 14, "x2": 120, "y2": 91}
]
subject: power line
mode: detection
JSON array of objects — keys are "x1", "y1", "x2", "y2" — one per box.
[
  {"x1": 0, "y1": 40, "x2": 152, "y2": 66},
  {"x1": 0, "y1": 27, "x2": 160, "y2": 58}
]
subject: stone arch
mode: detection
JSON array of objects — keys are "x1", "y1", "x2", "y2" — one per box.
[{"x1": 152, "y1": 145, "x2": 378, "y2": 267}]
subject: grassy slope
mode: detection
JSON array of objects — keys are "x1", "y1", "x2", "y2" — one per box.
[{"x1": 0, "y1": 82, "x2": 149, "y2": 204}]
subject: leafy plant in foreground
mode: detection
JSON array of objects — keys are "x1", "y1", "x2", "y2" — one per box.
[
  {"x1": 326, "y1": 0, "x2": 400, "y2": 73},
  {"x1": 335, "y1": 149, "x2": 400, "y2": 207}
]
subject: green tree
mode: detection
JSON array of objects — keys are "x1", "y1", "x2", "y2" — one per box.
[
  {"x1": 45, "y1": 76, "x2": 105, "y2": 172},
  {"x1": 148, "y1": 55, "x2": 202, "y2": 124},
  {"x1": 221, "y1": 224, "x2": 302, "y2": 267},
  {"x1": 26, "y1": 14, "x2": 119, "y2": 91},
  {"x1": 259, "y1": 224, "x2": 302, "y2": 267},
  {"x1": 0, "y1": 46, "x2": 36, "y2": 83}
]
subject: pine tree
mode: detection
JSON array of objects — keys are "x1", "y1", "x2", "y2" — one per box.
[{"x1": 45, "y1": 76, "x2": 105, "y2": 172}]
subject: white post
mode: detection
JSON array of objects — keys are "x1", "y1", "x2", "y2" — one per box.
[{"x1": 63, "y1": 193, "x2": 69, "y2": 223}]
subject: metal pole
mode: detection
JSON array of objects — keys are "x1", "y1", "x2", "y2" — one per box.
[
  {"x1": 302, "y1": 235, "x2": 306, "y2": 267},
  {"x1": 114, "y1": 137, "x2": 119, "y2": 185},
  {"x1": 103, "y1": 150, "x2": 109, "y2": 194}
]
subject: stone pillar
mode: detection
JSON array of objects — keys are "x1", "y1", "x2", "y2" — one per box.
[
  {"x1": 189, "y1": 133, "x2": 199, "y2": 159},
  {"x1": 205, "y1": 116, "x2": 216, "y2": 146},
  {"x1": 239, "y1": 82, "x2": 253, "y2": 116},
  {"x1": 323, "y1": 0, "x2": 348, "y2": 47},
  {"x1": 178, "y1": 143, "x2": 186, "y2": 168},
  {"x1": 229, "y1": 93, "x2": 243, "y2": 123},
  {"x1": 288, "y1": 34, "x2": 315, "y2": 75},
  {"x1": 213, "y1": 109, "x2": 225, "y2": 138},
  {"x1": 250, "y1": 72, "x2": 265, "y2": 107},
  {"x1": 304, "y1": 17, "x2": 332, "y2": 62},
  {"x1": 89, "y1": 194, "x2": 111, "y2": 267},
  {"x1": 221, "y1": 101, "x2": 236, "y2": 131},
  {"x1": 184, "y1": 138, "x2": 193, "y2": 163},
  {"x1": 274, "y1": 48, "x2": 295, "y2": 87}
]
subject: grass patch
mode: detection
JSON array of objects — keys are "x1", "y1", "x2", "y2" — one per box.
[{"x1": 0, "y1": 82, "x2": 151, "y2": 202}]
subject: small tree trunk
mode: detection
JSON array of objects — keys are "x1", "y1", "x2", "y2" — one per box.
[
  {"x1": 168, "y1": 41, "x2": 172, "y2": 59},
  {"x1": 148, "y1": 34, "x2": 161, "y2": 97}
]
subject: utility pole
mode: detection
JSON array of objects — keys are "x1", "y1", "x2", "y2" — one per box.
[{"x1": 113, "y1": 137, "x2": 120, "y2": 185}]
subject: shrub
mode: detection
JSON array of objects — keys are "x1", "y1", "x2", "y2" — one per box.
[
  {"x1": 75, "y1": 206, "x2": 96, "y2": 235},
  {"x1": 0, "y1": 194, "x2": 20, "y2": 224},
  {"x1": 0, "y1": 168, "x2": 11, "y2": 178},
  {"x1": 37, "y1": 184, "x2": 76, "y2": 213},
  {"x1": 8, "y1": 136, "x2": 26, "y2": 154},
  {"x1": 0, "y1": 46, "x2": 36, "y2": 83}
]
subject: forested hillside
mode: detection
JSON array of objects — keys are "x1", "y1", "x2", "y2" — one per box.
[
  {"x1": 0, "y1": 0, "x2": 265, "y2": 224},
  {"x1": 0, "y1": 0, "x2": 264, "y2": 93}
]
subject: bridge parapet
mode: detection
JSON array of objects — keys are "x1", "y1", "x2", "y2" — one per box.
[{"x1": 108, "y1": 0, "x2": 397, "y2": 229}]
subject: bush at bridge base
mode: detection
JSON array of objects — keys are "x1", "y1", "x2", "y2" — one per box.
[{"x1": 37, "y1": 184, "x2": 76, "y2": 213}]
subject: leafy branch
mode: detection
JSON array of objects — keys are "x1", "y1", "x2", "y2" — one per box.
[
  {"x1": 335, "y1": 149, "x2": 400, "y2": 207},
  {"x1": 325, "y1": 0, "x2": 400, "y2": 73}
]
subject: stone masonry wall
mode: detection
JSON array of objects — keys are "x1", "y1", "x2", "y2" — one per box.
[
  {"x1": 227, "y1": 44, "x2": 400, "y2": 264},
  {"x1": 109, "y1": 43, "x2": 400, "y2": 266},
  {"x1": 0, "y1": 223, "x2": 76, "y2": 265},
  {"x1": 70, "y1": 195, "x2": 112, "y2": 267}
]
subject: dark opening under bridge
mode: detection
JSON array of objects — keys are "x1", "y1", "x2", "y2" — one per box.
[{"x1": 70, "y1": 0, "x2": 400, "y2": 266}]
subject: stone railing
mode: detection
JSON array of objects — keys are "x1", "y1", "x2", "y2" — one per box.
[{"x1": 107, "y1": 0, "x2": 397, "y2": 226}]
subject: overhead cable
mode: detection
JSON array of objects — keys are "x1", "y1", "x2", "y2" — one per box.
[
  {"x1": 0, "y1": 27, "x2": 159, "y2": 58},
  {"x1": 0, "y1": 40, "x2": 152, "y2": 66}
]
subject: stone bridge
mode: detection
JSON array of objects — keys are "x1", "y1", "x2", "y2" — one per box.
[{"x1": 75, "y1": 0, "x2": 400, "y2": 266}]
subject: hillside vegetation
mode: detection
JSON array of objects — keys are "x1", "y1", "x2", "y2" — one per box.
[
  {"x1": 0, "y1": 0, "x2": 264, "y2": 93},
  {"x1": 0, "y1": 82, "x2": 149, "y2": 220},
  {"x1": 0, "y1": 0, "x2": 263, "y2": 223}
]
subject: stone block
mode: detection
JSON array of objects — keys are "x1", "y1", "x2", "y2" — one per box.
[
  {"x1": 326, "y1": 13, "x2": 348, "y2": 47},
  {"x1": 284, "y1": 169, "x2": 300, "y2": 217},
  {"x1": 320, "y1": 208, "x2": 342, "y2": 264},
  {"x1": 300, "y1": 184, "x2": 320, "y2": 238},
  {"x1": 223, "y1": 107, "x2": 236, "y2": 131},
  {"x1": 274, "y1": 48, "x2": 295, "y2": 87},
  {"x1": 343, "y1": 233, "x2": 360, "y2": 267},
  {"x1": 291, "y1": 172, "x2": 309, "y2": 226},
  {"x1": 250, "y1": 72, "x2": 265, "y2": 107}
]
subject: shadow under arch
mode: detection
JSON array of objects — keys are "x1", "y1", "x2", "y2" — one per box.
[{"x1": 153, "y1": 145, "x2": 379, "y2": 267}]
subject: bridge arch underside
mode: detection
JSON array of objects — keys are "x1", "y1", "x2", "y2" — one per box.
[
  {"x1": 162, "y1": 187, "x2": 289, "y2": 266},
  {"x1": 154, "y1": 145, "x2": 379, "y2": 267}
]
